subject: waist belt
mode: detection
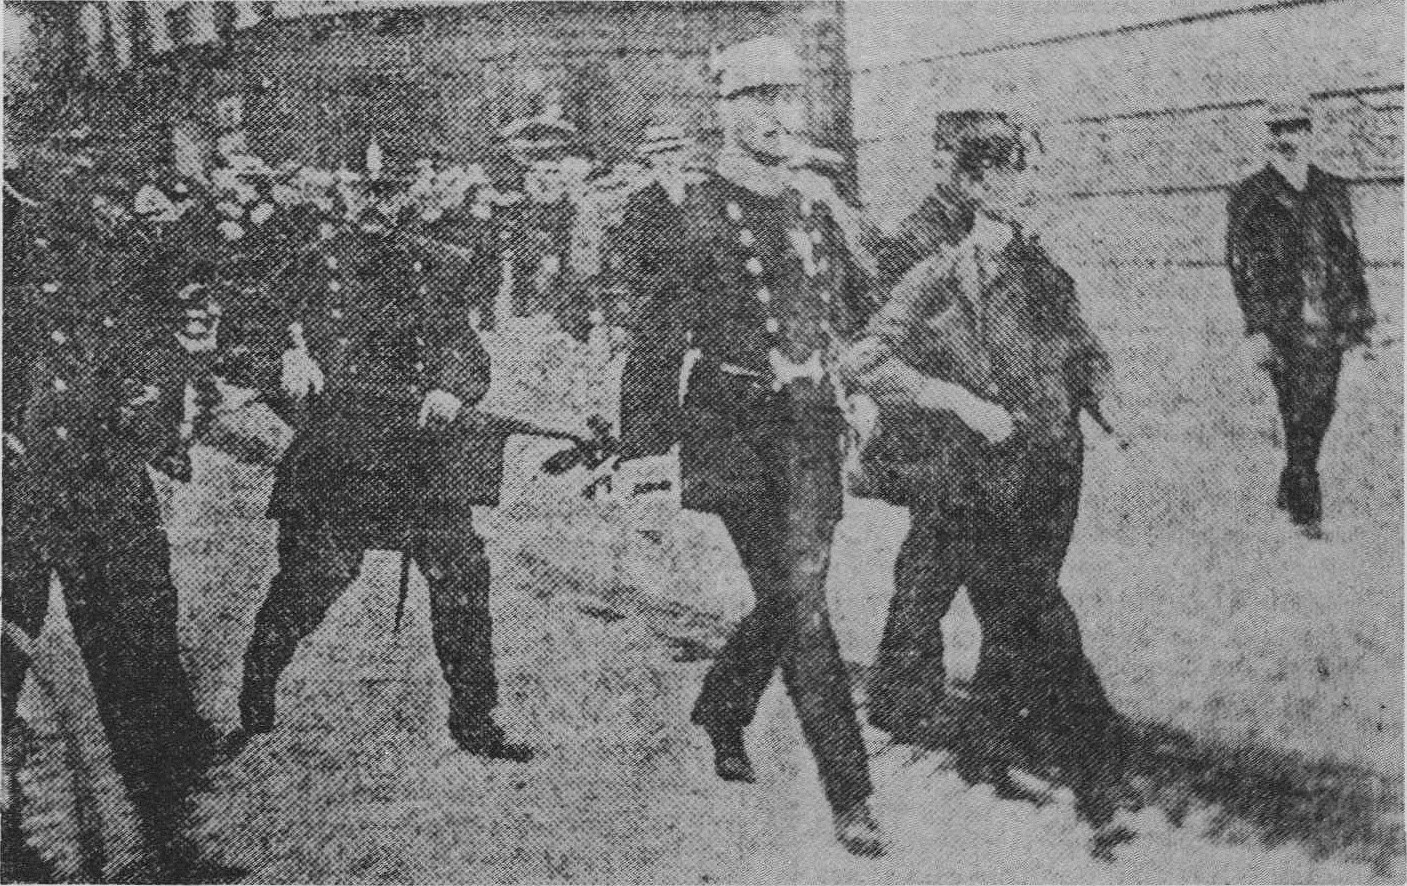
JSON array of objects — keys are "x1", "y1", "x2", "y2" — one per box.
[{"x1": 715, "y1": 348, "x2": 829, "y2": 393}]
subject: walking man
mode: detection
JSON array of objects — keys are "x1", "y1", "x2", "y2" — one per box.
[
  {"x1": 1226, "y1": 96, "x2": 1376, "y2": 539},
  {"x1": 841, "y1": 109, "x2": 1127, "y2": 824},
  {"x1": 617, "y1": 35, "x2": 885, "y2": 857},
  {"x1": 236, "y1": 209, "x2": 532, "y2": 761}
]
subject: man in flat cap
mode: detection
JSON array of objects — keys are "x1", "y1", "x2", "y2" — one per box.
[
  {"x1": 616, "y1": 34, "x2": 886, "y2": 856},
  {"x1": 842, "y1": 108, "x2": 1129, "y2": 826},
  {"x1": 1226, "y1": 95, "x2": 1375, "y2": 539}
]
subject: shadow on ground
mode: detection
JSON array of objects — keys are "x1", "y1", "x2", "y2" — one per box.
[
  {"x1": 886, "y1": 682, "x2": 1405, "y2": 877},
  {"x1": 528, "y1": 546, "x2": 1405, "y2": 878}
]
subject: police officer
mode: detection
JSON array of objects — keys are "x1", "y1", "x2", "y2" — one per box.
[
  {"x1": 617, "y1": 36, "x2": 885, "y2": 857},
  {"x1": 841, "y1": 109, "x2": 1126, "y2": 824},
  {"x1": 1226, "y1": 97, "x2": 1376, "y2": 539},
  {"x1": 235, "y1": 199, "x2": 532, "y2": 762},
  {"x1": 1, "y1": 236, "x2": 230, "y2": 877}
]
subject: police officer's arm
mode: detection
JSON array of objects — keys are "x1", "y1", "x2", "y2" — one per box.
[
  {"x1": 618, "y1": 286, "x2": 689, "y2": 459},
  {"x1": 617, "y1": 190, "x2": 706, "y2": 461},
  {"x1": 839, "y1": 251, "x2": 1012, "y2": 442}
]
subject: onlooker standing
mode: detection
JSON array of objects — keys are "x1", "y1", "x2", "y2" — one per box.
[{"x1": 1226, "y1": 96, "x2": 1376, "y2": 539}]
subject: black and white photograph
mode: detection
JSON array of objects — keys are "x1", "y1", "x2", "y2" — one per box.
[{"x1": 0, "y1": 1, "x2": 1402, "y2": 882}]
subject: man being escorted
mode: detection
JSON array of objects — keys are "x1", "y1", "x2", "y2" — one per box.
[
  {"x1": 841, "y1": 109, "x2": 1126, "y2": 823},
  {"x1": 236, "y1": 210, "x2": 531, "y2": 761},
  {"x1": 618, "y1": 36, "x2": 885, "y2": 856},
  {"x1": 1226, "y1": 97, "x2": 1375, "y2": 539}
]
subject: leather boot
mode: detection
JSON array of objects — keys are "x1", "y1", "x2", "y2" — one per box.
[
  {"x1": 702, "y1": 723, "x2": 754, "y2": 783},
  {"x1": 832, "y1": 801, "x2": 887, "y2": 858}
]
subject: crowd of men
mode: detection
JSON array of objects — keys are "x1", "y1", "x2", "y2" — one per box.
[{"x1": 1, "y1": 31, "x2": 1375, "y2": 882}]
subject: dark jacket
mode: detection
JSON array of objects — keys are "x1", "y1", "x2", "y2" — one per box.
[
  {"x1": 841, "y1": 225, "x2": 1109, "y2": 518},
  {"x1": 1226, "y1": 164, "x2": 1374, "y2": 349},
  {"x1": 869, "y1": 185, "x2": 974, "y2": 294},
  {"x1": 619, "y1": 168, "x2": 874, "y2": 514},
  {"x1": 11, "y1": 286, "x2": 197, "y2": 523},
  {"x1": 267, "y1": 227, "x2": 501, "y2": 543}
]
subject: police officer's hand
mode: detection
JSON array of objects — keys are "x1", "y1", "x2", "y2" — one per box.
[
  {"x1": 418, "y1": 389, "x2": 462, "y2": 428},
  {"x1": 967, "y1": 399, "x2": 1016, "y2": 446},
  {"x1": 844, "y1": 392, "x2": 881, "y2": 442},
  {"x1": 280, "y1": 348, "x2": 324, "y2": 400}
]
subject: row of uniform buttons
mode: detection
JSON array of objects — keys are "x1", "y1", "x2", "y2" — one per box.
[
  {"x1": 42, "y1": 278, "x2": 126, "y2": 441},
  {"x1": 320, "y1": 251, "x2": 431, "y2": 396},
  {"x1": 724, "y1": 196, "x2": 837, "y2": 341}
]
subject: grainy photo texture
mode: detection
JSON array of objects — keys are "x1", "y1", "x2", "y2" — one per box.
[{"x1": 0, "y1": 1, "x2": 1402, "y2": 882}]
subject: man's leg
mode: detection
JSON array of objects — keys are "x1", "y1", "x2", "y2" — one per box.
[
  {"x1": 1, "y1": 483, "x2": 57, "y2": 883},
  {"x1": 1285, "y1": 345, "x2": 1343, "y2": 531},
  {"x1": 54, "y1": 503, "x2": 217, "y2": 861},
  {"x1": 239, "y1": 516, "x2": 363, "y2": 734},
  {"x1": 1270, "y1": 342, "x2": 1344, "y2": 532},
  {"x1": 774, "y1": 409, "x2": 878, "y2": 853},
  {"x1": 413, "y1": 522, "x2": 531, "y2": 761},
  {"x1": 1, "y1": 480, "x2": 50, "y2": 733},
  {"x1": 868, "y1": 509, "x2": 969, "y2": 738},
  {"x1": 690, "y1": 502, "x2": 789, "y2": 747}
]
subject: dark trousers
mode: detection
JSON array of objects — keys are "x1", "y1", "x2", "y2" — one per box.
[
  {"x1": 240, "y1": 513, "x2": 497, "y2": 731},
  {"x1": 869, "y1": 452, "x2": 1115, "y2": 749},
  {"x1": 1, "y1": 468, "x2": 211, "y2": 839},
  {"x1": 1268, "y1": 339, "x2": 1343, "y2": 525},
  {"x1": 689, "y1": 412, "x2": 873, "y2": 813}
]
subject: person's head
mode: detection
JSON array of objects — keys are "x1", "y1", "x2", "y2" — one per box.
[
  {"x1": 169, "y1": 261, "x2": 223, "y2": 351},
  {"x1": 499, "y1": 112, "x2": 579, "y2": 196},
  {"x1": 715, "y1": 37, "x2": 808, "y2": 163},
  {"x1": 933, "y1": 110, "x2": 1045, "y2": 223},
  {"x1": 1264, "y1": 98, "x2": 1312, "y2": 164}
]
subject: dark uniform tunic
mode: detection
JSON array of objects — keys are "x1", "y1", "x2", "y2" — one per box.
[
  {"x1": 843, "y1": 224, "x2": 1117, "y2": 771},
  {"x1": 1226, "y1": 164, "x2": 1374, "y2": 526},
  {"x1": 620, "y1": 165, "x2": 876, "y2": 812},
  {"x1": 1, "y1": 237, "x2": 215, "y2": 845},
  {"x1": 240, "y1": 226, "x2": 506, "y2": 736}
]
